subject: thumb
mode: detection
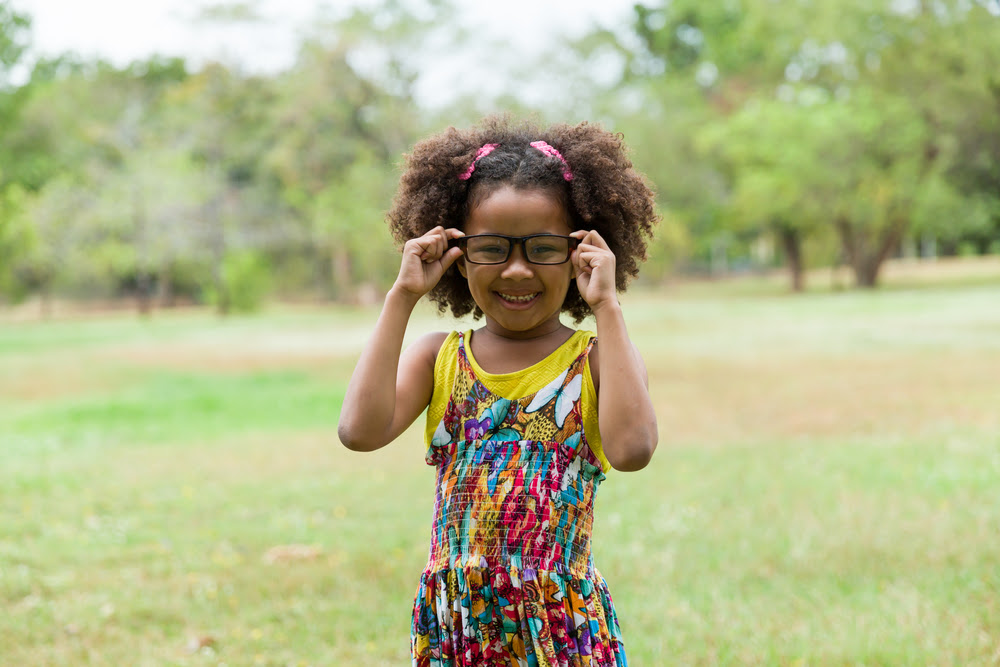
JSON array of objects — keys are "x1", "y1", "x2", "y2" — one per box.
[{"x1": 438, "y1": 245, "x2": 464, "y2": 270}]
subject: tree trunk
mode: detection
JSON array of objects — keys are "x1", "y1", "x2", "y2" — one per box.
[
  {"x1": 854, "y1": 256, "x2": 881, "y2": 288},
  {"x1": 207, "y1": 193, "x2": 229, "y2": 316},
  {"x1": 835, "y1": 215, "x2": 909, "y2": 289},
  {"x1": 132, "y1": 184, "x2": 152, "y2": 317},
  {"x1": 158, "y1": 260, "x2": 174, "y2": 308},
  {"x1": 857, "y1": 216, "x2": 908, "y2": 287},
  {"x1": 39, "y1": 281, "x2": 52, "y2": 320},
  {"x1": 331, "y1": 246, "x2": 353, "y2": 301},
  {"x1": 778, "y1": 227, "x2": 804, "y2": 292}
]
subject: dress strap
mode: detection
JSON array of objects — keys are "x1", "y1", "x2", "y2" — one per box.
[{"x1": 578, "y1": 334, "x2": 597, "y2": 364}]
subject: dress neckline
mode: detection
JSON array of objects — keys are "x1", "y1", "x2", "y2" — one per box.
[{"x1": 461, "y1": 328, "x2": 585, "y2": 382}]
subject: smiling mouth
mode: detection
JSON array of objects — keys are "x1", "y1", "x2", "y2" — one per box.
[{"x1": 496, "y1": 292, "x2": 540, "y2": 303}]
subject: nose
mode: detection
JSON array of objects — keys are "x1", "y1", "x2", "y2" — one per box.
[{"x1": 499, "y1": 243, "x2": 534, "y2": 279}]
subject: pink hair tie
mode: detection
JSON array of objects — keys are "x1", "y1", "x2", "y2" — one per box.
[
  {"x1": 530, "y1": 141, "x2": 573, "y2": 181},
  {"x1": 458, "y1": 143, "x2": 499, "y2": 180}
]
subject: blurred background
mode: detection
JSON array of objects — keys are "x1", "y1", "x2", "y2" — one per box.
[
  {"x1": 2, "y1": 1, "x2": 1000, "y2": 665},
  {"x1": 1, "y1": 0, "x2": 998, "y2": 314}
]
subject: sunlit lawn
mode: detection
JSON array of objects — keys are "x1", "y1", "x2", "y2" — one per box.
[{"x1": 2, "y1": 263, "x2": 999, "y2": 665}]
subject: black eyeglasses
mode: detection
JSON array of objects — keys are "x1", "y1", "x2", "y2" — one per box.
[{"x1": 449, "y1": 234, "x2": 579, "y2": 265}]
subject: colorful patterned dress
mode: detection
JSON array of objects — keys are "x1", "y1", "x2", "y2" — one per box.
[{"x1": 412, "y1": 330, "x2": 627, "y2": 667}]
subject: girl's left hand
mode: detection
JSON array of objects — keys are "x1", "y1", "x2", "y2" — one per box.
[{"x1": 570, "y1": 229, "x2": 617, "y2": 311}]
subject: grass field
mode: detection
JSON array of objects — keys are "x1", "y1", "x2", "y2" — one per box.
[{"x1": 2, "y1": 265, "x2": 1000, "y2": 665}]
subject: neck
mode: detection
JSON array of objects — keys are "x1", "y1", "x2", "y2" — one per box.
[{"x1": 481, "y1": 317, "x2": 569, "y2": 342}]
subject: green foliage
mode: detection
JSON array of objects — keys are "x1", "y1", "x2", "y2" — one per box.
[
  {"x1": 311, "y1": 153, "x2": 399, "y2": 297},
  {"x1": 641, "y1": 207, "x2": 693, "y2": 282},
  {"x1": 0, "y1": 180, "x2": 31, "y2": 300},
  {"x1": 3, "y1": 0, "x2": 1000, "y2": 309},
  {"x1": 0, "y1": 1, "x2": 30, "y2": 84},
  {"x1": 203, "y1": 251, "x2": 272, "y2": 314},
  {"x1": 0, "y1": 0, "x2": 435, "y2": 310},
  {"x1": 613, "y1": 0, "x2": 1000, "y2": 286}
]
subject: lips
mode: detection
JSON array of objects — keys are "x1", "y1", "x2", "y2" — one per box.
[
  {"x1": 494, "y1": 291, "x2": 541, "y2": 308},
  {"x1": 497, "y1": 292, "x2": 539, "y2": 303}
]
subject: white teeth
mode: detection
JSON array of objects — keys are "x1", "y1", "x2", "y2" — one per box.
[{"x1": 498, "y1": 293, "x2": 538, "y2": 303}]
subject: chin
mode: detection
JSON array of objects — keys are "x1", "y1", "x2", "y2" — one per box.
[{"x1": 489, "y1": 311, "x2": 560, "y2": 335}]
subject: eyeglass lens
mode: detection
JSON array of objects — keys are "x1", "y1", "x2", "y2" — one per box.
[{"x1": 464, "y1": 235, "x2": 572, "y2": 264}]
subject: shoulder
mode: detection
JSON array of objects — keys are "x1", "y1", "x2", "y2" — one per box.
[
  {"x1": 405, "y1": 330, "x2": 454, "y2": 366},
  {"x1": 400, "y1": 331, "x2": 457, "y2": 400},
  {"x1": 585, "y1": 336, "x2": 647, "y2": 393}
]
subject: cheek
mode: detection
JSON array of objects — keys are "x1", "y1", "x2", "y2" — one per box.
[
  {"x1": 464, "y1": 266, "x2": 493, "y2": 293},
  {"x1": 555, "y1": 265, "x2": 575, "y2": 283}
]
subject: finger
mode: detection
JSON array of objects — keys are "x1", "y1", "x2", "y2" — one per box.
[
  {"x1": 430, "y1": 233, "x2": 447, "y2": 261},
  {"x1": 422, "y1": 227, "x2": 460, "y2": 262},
  {"x1": 420, "y1": 225, "x2": 444, "y2": 242},
  {"x1": 576, "y1": 249, "x2": 607, "y2": 267},
  {"x1": 422, "y1": 226, "x2": 447, "y2": 248},
  {"x1": 434, "y1": 228, "x2": 465, "y2": 263},
  {"x1": 430, "y1": 226, "x2": 447, "y2": 243},
  {"x1": 415, "y1": 237, "x2": 437, "y2": 260},
  {"x1": 582, "y1": 229, "x2": 611, "y2": 250},
  {"x1": 576, "y1": 245, "x2": 616, "y2": 266},
  {"x1": 578, "y1": 254, "x2": 611, "y2": 277},
  {"x1": 438, "y1": 246, "x2": 464, "y2": 270},
  {"x1": 570, "y1": 229, "x2": 606, "y2": 248},
  {"x1": 416, "y1": 233, "x2": 446, "y2": 263},
  {"x1": 433, "y1": 226, "x2": 453, "y2": 245},
  {"x1": 409, "y1": 238, "x2": 433, "y2": 259},
  {"x1": 434, "y1": 232, "x2": 455, "y2": 258}
]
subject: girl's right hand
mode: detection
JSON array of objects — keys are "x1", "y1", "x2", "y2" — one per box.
[{"x1": 393, "y1": 226, "x2": 465, "y2": 298}]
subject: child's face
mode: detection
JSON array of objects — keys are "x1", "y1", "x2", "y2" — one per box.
[{"x1": 458, "y1": 186, "x2": 575, "y2": 339}]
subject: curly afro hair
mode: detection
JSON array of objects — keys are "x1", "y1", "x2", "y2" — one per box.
[{"x1": 387, "y1": 115, "x2": 658, "y2": 322}]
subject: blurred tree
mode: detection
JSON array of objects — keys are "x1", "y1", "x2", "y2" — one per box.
[
  {"x1": 166, "y1": 62, "x2": 281, "y2": 314},
  {"x1": 613, "y1": 0, "x2": 1000, "y2": 285},
  {"x1": 0, "y1": 179, "x2": 30, "y2": 299},
  {"x1": 885, "y1": 2, "x2": 1000, "y2": 255},
  {"x1": 311, "y1": 152, "x2": 398, "y2": 300},
  {"x1": 90, "y1": 143, "x2": 221, "y2": 312},
  {"x1": 1, "y1": 56, "x2": 95, "y2": 193},
  {"x1": 10, "y1": 174, "x2": 98, "y2": 317},
  {"x1": 0, "y1": 1, "x2": 31, "y2": 297},
  {"x1": 610, "y1": 83, "x2": 712, "y2": 279},
  {"x1": 0, "y1": 1, "x2": 28, "y2": 69},
  {"x1": 3, "y1": 56, "x2": 204, "y2": 310},
  {"x1": 698, "y1": 99, "x2": 831, "y2": 290},
  {"x1": 818, "y1": 91, "x2": 939, "y2": 286},
  {"x1": 264, "y1": 2, "x2": 433, "y2": 301}
]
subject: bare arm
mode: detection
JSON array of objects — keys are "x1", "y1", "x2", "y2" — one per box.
[
  {"x1": 589, "y1": 306, "x2": 657, "y2": 471},
  {"x1": 337, "y1": 226, "x2": 463, "y2": 452},
  {"x1": 571, "y1": 229, "x2": 658, "y2": 471}
]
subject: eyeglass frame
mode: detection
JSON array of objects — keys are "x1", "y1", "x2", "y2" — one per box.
[{"x1": 448, "y1": 233, "x2": 581, "y2": 265}]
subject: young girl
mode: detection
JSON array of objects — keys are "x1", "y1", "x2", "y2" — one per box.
[{"x1": 338, "y1": 116, "x2": 659, "y2": 666}]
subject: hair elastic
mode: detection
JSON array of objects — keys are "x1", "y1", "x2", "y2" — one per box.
[
  {"x1": 458, "y1": 143, "x2": 499, "y2": 180},
  {"x1": 458, "y1": 141, "x2": 574, "y2": 182},
  {"x1": 530, "y1": 141, "x2": 573, "y2": 181}
]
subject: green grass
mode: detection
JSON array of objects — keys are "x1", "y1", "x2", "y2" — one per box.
[{"x1": 2, "y1": 279, "x2": 999, "y2": 665}]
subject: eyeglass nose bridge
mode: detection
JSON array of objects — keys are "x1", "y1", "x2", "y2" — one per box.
[{"x1": 505, "y1": 237, "x2": 533, "y2": 266}]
